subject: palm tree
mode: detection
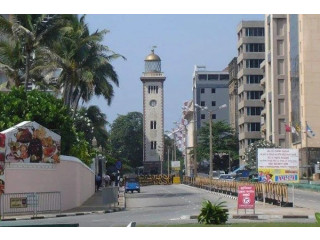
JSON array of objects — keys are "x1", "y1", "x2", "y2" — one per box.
[
  {"x1": 35, "y1": 15, "x2": 125, "y2": 113},
  {"x1": 0, "y1": 37, "x2": 24, "y2": 88},
  {"x1": 0, "y1": 14, "x2": 60, "y2": 90}
]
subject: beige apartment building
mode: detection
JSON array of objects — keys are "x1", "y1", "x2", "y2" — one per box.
[
  {"x1": 262, "y1": 14, "x2": 320, "y2": 177},
  {"x1": 237, "y1": 21, "x2": 265, "y2": 165},
  {"x1": 228, "y1": 57, "x2": 238, "y2": 136},
  {"x1": 261, "y1": 15, "x2": 289, "y2": 148}
]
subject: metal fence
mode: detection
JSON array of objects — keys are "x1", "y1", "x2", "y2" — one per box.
[
  {"x1": 102, "y1": 187, "x2": 119, "y2": 208},
  {"x1": 183, "y1": 176, "x2": 292, "y2": 207},
  {"x1": 0, "y1": 192, "x2": 61, "y2": 219}
]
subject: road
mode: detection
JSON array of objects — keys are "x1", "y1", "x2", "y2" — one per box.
[
  {"x1": 287, "y1": 187, "x2": 320, "y2": 212},
  {"x1": 0, "y1": 184, "x2": 319, "y2": 227}
]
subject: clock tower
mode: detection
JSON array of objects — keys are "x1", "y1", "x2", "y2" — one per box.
[{"x1": 140, "y1": 49, "x2": 166, "y2": 174}]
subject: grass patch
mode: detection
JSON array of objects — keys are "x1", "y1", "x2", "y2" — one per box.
[{"x1": 138, "y1": 222, "x2": 320, "y2": 227}]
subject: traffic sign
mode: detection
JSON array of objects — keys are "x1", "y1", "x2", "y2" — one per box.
[
  {"x1": 237, "y1": 185, "x2": 255, "y2": 211},
  {"x1": 115, "y1": 160, "x2": 122, "y2": 170}
]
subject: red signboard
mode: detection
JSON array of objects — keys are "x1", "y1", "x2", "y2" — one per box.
[{"x1": 237, "y1": 185, "x2": 255, "y2": 209}]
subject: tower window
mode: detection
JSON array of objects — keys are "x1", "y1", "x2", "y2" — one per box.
[
  {"x1": 200, "y1": 88, "x2": 205, "y2": 94},
  {"x1": 201, "y1": 114, "x2": 205, "y2": 120},
  {"x1": 212, "y1": 114, "x2": 216, "y2": 119},
  {"x1": 148, "y1": 86, "x2": 159, "y2": 94},
  {"x1": 211, "y1": 88, "x2": 215, "y2": 93},
  {"x1": 200, "y1": 101, "x2": 205, "y2": 107},
  {"x1": 151, "y1": 141, "x2": 157, "y2": 150},
  {"x1": 212, "y1": 101, "x2": 216, "y2": 107},
  {"x1": 150, "y1": 121, "x2": 157, "y2": 129}
]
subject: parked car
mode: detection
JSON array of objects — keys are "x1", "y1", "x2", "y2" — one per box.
[
  {"x1": 218, "y1": 174, "x2": 234, "y2": 181},
  {"x1": 125, "y1": 177, "x2": 140, "y2": 193},
  {"x1": 212, "y1": 170, "x2": 226, "y2": 179}
]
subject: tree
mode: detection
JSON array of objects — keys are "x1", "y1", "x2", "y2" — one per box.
[
  {"x1": 73, "y1": 105, "x2": 108, "y2": 149},
  {"x1": 109, "y1": 112, "x2": 143, "y2": 170},
  {"x1": 0, "y1": 37, "x2": 24, "y2": 88},
  {"x1": 196, "y1": 121, "x2": 239, "y2": 172},
  {"x1": 35, "y1": 15, "x2": 125, "y2": 112},
  {"x1": 243, "y1": 139, "x2": 277, "y2": 170},
  {"x1": 0, "y1": 87, "x2": 93, "y2": 165},
  {"x1": 0, "y1": 15, "x2": 60, "y2": 90}
]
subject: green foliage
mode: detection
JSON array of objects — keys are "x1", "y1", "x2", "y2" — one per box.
[
  {"x1": 197, "y1": 200, "x2": 229, "y2": 225},
  {"x1": 0, "y1": 87, "x2": 94, "y2": 166},
  {"x1": 109, "y1": 112, "x2": 143, "y2": 169},
  {"x1": 244, "y1": 140, "x2": 277, "y2": 169},
  {"x1": 196, "y1": 121, "x2": 239, "y2": 170},
  {"x1": 315, "y1": 212, "x2": 320, "y2": 224},
  {"x1": 69, "y1": 132, "x2": 93, "y2": 166}
]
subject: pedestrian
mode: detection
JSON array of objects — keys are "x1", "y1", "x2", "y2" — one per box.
[
  {"x1": 95, "y1": 174, "x2": 102, "y2": 191},
  {"x1": 104, "y1": 174, "x2": 110, "y2": 186}
]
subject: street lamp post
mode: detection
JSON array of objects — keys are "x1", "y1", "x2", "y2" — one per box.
[{"x1": 195, "y1": 103, "x2": 227, "y2": 179}]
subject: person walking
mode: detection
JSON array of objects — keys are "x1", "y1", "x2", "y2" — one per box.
[{"x1": 95, "y1": 174, "x2": 102, "y2": 191}]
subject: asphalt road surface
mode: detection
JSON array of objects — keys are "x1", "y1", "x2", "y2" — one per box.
[{"x1": 1, "y1": 184, "x2": 319, "y2": 227}]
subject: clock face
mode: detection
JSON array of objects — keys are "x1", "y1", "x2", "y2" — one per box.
[{"x1": 149, "y1": 100, "x2": 157, "y2": 107}]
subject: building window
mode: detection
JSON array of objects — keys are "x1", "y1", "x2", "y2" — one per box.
[
  {"x1": 200, "y1": 101, "x2": 205, "y2": 106},
  {"x1": 246, "y1": 59, "x2": 264, "y2": 68},
  {"x1": 247, "y1": 91, "x2": 263, "y2": 100},
  {"x1": 200, "y1": 88, "x2": 205, "y2": 94},
  {"x1": 246, "y1": 75, "x2": 263, "y2": 84},
  {"x1": 211, "y1": 101, "x2": 216, "y2": 107},
  {"x1": 208, "y1": 74, "x2": 219, "y2": 81},
  {"x1": 151, "y1": 141, "x2": 157, "y2": 150},
  {"x1": 248, "y1": 139, "x2": 259, "y2": 145},
  {"x1": 248, "y1": 123, "x2": 261, "y2": 132},
  {"x1": 150, "y1": 121, "x2": 157, "y2": 129},
  {"x1": 245, "y1": 43, "x2": 265, "y2": 52},
  {"x1": 278, "y1": 79, "x2": 284, "y2": 95},
  {"x1": 245, "y1": 27, "x2": 265, "y2": 37},
  {"x1": 148, "y1": 86, "x2": 159, "y2": 94},
  {"x1": 198, "y1": 74, "x2": 207, "y2": 81},
  {"x1": 247, "y1": 107, "x2": 262, "y2": 116},
  {"x1": 201, "y1": 114, "x2": 205, "y2": 120},
  {"x1": 212, "y1": 114, "x2": 216, "y2": 119},
  {"x1": 220, "y1": 74, "x2": 229, "y2": 80},
  {"x1": 211, "y1": 88, "x2": 215, "y2": 93}
]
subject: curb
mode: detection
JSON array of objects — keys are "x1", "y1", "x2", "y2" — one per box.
[
  {"x1": 0, "y1": 207, "x2": 126, "y2": 222},
  {"x1": 189, "y1": 214, "x2": 311, "y2": 220}
]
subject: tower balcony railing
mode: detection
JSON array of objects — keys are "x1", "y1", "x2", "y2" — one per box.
[{"x1": 142, "y1": 72, "x2": 164, "y2": 77}]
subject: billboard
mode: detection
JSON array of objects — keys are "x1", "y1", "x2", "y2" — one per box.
[
  {"x1": 0, "y1": 121, "x2": 61, "y2": 195},
  {"x1": 257, "y1": 148, "x2": 299, "y2": 183},
  {"x1": 171, "y1": 161, "x2": 180, "y2": 171}
]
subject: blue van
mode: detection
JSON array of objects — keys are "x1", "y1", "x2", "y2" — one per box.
[{"x1": 125, "y1": 177, "x2": 140, "y2": 193}]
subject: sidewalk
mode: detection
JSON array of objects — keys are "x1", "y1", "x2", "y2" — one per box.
[
  {"x1": 186, "y1": 185, "x2": 317, "y2": 221},
  {"x1": 0, "y1": 186, "x2": 126, "y2": 221}
]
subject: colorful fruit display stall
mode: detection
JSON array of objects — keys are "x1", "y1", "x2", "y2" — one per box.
[{"x1": 0, "y1": 121, "x2": 61, "y2": 195}]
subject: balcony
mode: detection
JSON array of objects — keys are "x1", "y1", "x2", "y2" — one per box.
[
  {"x1": 260, "y1": 77, "x2": 265, "y2": 86},
  {"x1": 260, "y1": 92, "x2": 266, "y2": 102},
  {"x1": 261, "y1": 108, "x2": 266, "y2": 116}
]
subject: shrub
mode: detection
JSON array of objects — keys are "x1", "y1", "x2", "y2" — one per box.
[
  {"x1": 316, "y1": 212, "x2": 320, "y2": 224},
  {"x1": 197, "y1": 200, "x2": 229, "y2": 225}
]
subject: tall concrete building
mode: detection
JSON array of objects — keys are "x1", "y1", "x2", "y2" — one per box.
[
  {"x1": 192, "y1": 65, "x2": 229, "y2": 131},
  {"x1": 237, "y1": 21, "x2": 265, "y2": 164},
  {"x1": 140, "y1": 50, "x2": 165, "y2": 174},
  {"x1": 261, "y1": 15, "x2": 289, "y2": 148},
  {"x1": 261, "y1": 14, "x2": 320, "y2": 177},
  {"x1": 287, "y1": 15, "x2": 320, "y2": 176},
  {"x1": 228, "y1": 57, "x2": 239, "y2": 136}
]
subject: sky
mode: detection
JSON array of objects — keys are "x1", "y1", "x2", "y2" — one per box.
[{"x1": 85, "y1": 14, "x2": 264, "y2": 131}]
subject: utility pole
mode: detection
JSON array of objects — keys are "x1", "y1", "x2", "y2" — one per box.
[
  {"x1": 209, "y1": 110, "x2": 213, "y2": 179},
  {"x1": 167, "y1": 148, "x2": 170, "y2": 176}
]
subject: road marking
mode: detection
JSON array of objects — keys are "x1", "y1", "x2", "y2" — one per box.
[{"x1": 169, "y1": 215, "x2": 190, "y2": 221}]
